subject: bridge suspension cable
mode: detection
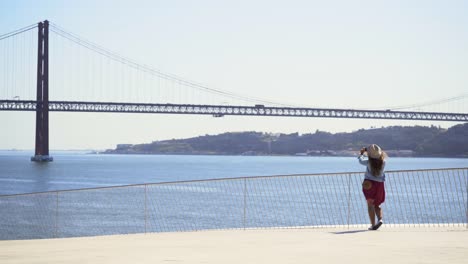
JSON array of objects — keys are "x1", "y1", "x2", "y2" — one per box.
[
  {"x1": 0, "y1": 23, "x2": 37, "y2": 101},
  {"x1": 385, "y1": 93, "x2": 468, "y2": 112},
  {"x1": 1, "y1": 21, "x2": 467, "y2": 114},
  {"x1": 49, "y1": 23, "x2": 291, "y2": 107},
  {"x1": 0, "y1": 23, "x2": 37, "y2": 41}
]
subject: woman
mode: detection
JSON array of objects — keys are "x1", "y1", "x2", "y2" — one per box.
[{"x1": 358, "y1": 144, "x2": 388, "y2": 230}]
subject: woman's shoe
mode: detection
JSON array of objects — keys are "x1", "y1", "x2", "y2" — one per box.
[{"x1": 372, "y1": 220, "x2": 383, "y2": 230}]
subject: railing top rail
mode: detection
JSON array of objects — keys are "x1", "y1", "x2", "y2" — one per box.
[{"x1": 0, "y1": 167, "x2": 466, "y2": 198}]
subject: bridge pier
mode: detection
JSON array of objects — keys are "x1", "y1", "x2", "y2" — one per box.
[{"x1": 31, "y1": 20, "x2": 53, "y2": 162}]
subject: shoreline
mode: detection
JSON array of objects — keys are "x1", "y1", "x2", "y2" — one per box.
[
  {"x1": 97, "y1": 151, "x2": 468, "y2": 159},
  {"x1": 1, "y1": 149, "x2": 467, "y2": 158}
]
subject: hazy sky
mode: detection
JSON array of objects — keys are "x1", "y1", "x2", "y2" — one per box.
[{"x1": 1, "y1": 0, "x2": 467, "y2": 150}]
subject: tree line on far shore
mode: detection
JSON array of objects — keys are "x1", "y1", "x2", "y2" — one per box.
[{"x1": 103, "y1": 123, "x2": 468, "y2": 157}]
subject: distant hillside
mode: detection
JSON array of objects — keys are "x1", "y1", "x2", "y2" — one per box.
[{"x1": 102, "y1": 124, "x2": 468, "y2": 157}]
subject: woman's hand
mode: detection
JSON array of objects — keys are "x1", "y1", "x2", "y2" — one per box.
[{"x1": 360, "y1": 147, "x2": 366, "y2": 155}]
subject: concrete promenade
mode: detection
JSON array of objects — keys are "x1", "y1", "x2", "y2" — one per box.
[{"x1": 1, "y1": 226, "x2": 467, "y2": 264}]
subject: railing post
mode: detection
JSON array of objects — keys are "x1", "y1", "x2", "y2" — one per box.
[
  {"x1": 465, "y1": 169, "x2": 468, "y2": 229},
  {"x1": 145, "y1": 184, "x2": 148, "y2": 234},
  {"x1": 243, "y1": 178, "x2": 247, "y2": 230},
  {"x1": 346, "y1": 173, "x2": 352, "y2": 229},
  {"x1": 55, "y1": 191, "x2": 59, "y2": 238}
]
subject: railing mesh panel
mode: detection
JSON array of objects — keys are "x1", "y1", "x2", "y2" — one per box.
[{"x1": 1, "y1": 168, "x2": 466, "y2": 240}]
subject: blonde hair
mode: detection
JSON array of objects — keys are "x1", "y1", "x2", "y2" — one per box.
[{"x1": 368, "y1": 151, "x2": 387, "y2": 176}]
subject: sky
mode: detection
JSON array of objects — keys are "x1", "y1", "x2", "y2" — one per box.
[{"x1": 1, "y1": 0, "x2": 467, "y2": 150}]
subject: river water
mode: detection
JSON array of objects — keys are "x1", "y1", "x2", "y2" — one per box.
[
  {"x1": 1, "y1": 151, "x2": 467, "y2": 239},
  {"x1": 0, "y1": 150, "x2": 467, "y2": 195}
]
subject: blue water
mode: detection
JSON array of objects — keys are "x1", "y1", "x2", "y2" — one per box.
[
  {"x1": 1, "y1": 151, "x2": 467, "y2": 240},
  {"x1": 0, "y1": 150, "x2": 467, "y2": 195}
]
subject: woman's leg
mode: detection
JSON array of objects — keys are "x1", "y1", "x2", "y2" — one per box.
[
  {"x1": 367, "y1": 200, "x2": 376, "y2": 226},
  {"x1": 375, "y1": 205, "x2": 383, "y2": 221},
  {"x1": 371, "y1": 205, "x2": 384, "y2": 230}
]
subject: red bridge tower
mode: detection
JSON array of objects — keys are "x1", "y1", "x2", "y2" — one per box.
[{"x1": 31, "y1": 20, "x2": 53, "y2": 162}]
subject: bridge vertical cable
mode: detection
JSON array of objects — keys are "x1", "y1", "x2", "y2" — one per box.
[
  {"x1": 0, "y1": 24, "x2": 37, "y2": 101},
  {"x1": 2, "y1": 22, "x2": 466, "y2": 117},
  {"x1": 47, "y1": 23, "x2": 291, "y2": 107},
  {"x1": 384, "y1": 94, "x2": 468, "y2": 114}
]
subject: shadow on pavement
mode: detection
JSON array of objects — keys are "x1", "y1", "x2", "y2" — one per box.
[{"x1": 331, "y1": 230, "x2": 369, "y2": 235}]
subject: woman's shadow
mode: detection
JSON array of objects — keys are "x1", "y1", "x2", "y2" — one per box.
[{"x1": 332, "y1": 230, "x2": 369, "y2": 235}]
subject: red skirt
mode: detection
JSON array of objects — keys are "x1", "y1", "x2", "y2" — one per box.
[{"x1": 362, "y1": 180, "x2": 385, "y2": 206}]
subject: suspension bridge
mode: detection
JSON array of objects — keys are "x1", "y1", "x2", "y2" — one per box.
[{"x1": 1, "y1": 21, "x2": 467, "y2": 161}]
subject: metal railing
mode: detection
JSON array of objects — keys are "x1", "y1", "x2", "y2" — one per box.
[{"x1": 0, "y1": 167, "x2": 467, "y2": 240}]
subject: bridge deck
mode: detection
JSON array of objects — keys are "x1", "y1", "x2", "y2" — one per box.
[
  {"x1": 2, "y1": 100, "x2": 468, "y2": 121},
  {"x1": 1, "y1": 226, "x2": 467, "y2": 264}
]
